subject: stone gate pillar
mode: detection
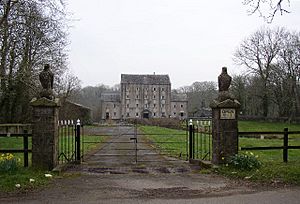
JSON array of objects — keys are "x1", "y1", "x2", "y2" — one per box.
[
  {"x1": 210, "y1": 67, "x2": 240, "y2": 165},
  {"x1": 30, "y1": 97, "x2": 60, "y2": 170}
]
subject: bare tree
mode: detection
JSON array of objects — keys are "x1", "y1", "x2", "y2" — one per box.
[
  {"x1": 0, "y1": 0, "x2": 70, "y2": 122},
  {"x1": 234, "y1": 27, "x2": 287, "y2": 117},
  {"x1": 276, "y1": 31, "x2": 300, "y2": 119},
  {"x1": 243, "y1": 0, "x2": 291, "y2": 22},
  {"x1": 177, "y1": 81, "x2": 217, "y2": 116}
]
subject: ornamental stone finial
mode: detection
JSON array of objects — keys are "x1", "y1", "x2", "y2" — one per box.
[
  {"x1": 217, "y1": 67, "x2": 233, "y2": 102},
  {"x1": 39, "y1": 64, "x2": 54, "y2": 100},
  {"x1": 218, "y1": 67, "x2": 231, "y2": 92}
]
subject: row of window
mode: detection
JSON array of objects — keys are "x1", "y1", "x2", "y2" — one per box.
[
  {"x1": 124, "y1": 112, "x2": 184, "y2": 117},
  {"x1": 126, "y1": 95, "x2": 166, "y2": 99},
  {"x1": 126, "y1": 112, "x2": 165, "y2": 117},
  {"x1": 110, "y1": 111, "x2": 184, "y2": 117},
  {"x1": 126, "y1": 87, "x2": 166, "y2": 92},
  {"x1": 115, "y1": 103, "x2": 185, "y2": 108}
]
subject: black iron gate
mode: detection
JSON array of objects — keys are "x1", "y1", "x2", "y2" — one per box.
[
  {"x1": 81, "y1": 121, "x2": 189, "y2": 166},
  {"x1": 58, "y1": 118, "x2": 212, "y2": 166},
  {"x1": 188, "y1": 118, "x2": 212, "y2": 161},
  {"x1": 58, "y1": 119, "x2": 83, "y2": 164}
]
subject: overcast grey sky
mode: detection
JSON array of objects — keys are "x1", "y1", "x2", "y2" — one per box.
[{"x1": 66, "y1": 0, "x2": 300, "y2": 89}]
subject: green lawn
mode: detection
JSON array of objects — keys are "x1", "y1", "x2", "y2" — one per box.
[
  {"x1": 0, "y1": 126, "x2": 103, "y2": 192},
  {"x1": 139, "y1": 126, "x2": 188, "y2": 159},
  {"x1": 139, "y1": 120, "x2": 300, "y2": 185},
  {"x1": 238, "y1": 120, "x2": 300, "y2": 132}
]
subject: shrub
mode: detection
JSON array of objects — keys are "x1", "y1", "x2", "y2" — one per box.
[
  {"x1": 228, "y1": 152, "x2": 261, "y2": 170},
  {"x1": 0, "y1": 153, "x2": 19, "y2": 172}
]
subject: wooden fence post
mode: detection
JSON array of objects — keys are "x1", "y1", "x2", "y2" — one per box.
[{"x1": 283, "y1": 128, "x2": 288, "y2": 163}]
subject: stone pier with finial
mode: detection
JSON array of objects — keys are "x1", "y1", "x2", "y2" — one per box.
[
  {"x1": 210, "y1": 67, "x2": 240, "y2": 165},
  {"x1": 30, "y1": 64, "x2": 60, "y2": 170}
]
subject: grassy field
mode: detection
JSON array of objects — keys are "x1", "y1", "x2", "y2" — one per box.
[
  {"x1": 0, "y1": 127, "x2": 103, "y2": 192},
  {"x1": 139, "y1": 126, "x2": 188, "y2": 159},
  {"x1": 139, "y1": 120, "x2": 300, "y2": 185}
]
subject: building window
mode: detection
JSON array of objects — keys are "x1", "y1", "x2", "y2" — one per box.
[
  {"x1": 136, "y1": 112, "x2": 139, "y2": 117},
  {"x1": 127, "y1": 104, "x2": 129, "y2": 108},
  {"x1": 153, "y1": 113, "x2": 156, "y2": 116},
  {"x1": 161, "y1": 95, "x2": 165, "y2": 99},
  {"x1": 181, "y1": 104, "x2": 184, "y2": 108},
  {"x1": 161, "y1": 104, "x2": 165, "y2": 108},
  {"x1": 145, "y1": 95, "x2": 148, "y2": 99},
  {"x1": 136, "y1": 104, "x2": 139, "y2": 107},
  {"x1": 126, "y1": 95, "x2": 129, "y2": 99},
  {"x1": 153, "y1": 87, "x2": 156, "y2": 91},
  {"x1": 126, "y1": 113, "x2": 130, "y2": 117},
  {"x1": 174, "y1": 112, "x2": 176, "y2": 115},
  {"x1": 113, "y1": 104, "x2": 116, "y2": 108},
  {"x1": 174, "y1": 105, "x2": 176, "y2": 108},
  {"x1": 154, "y1": 104, "x2": 156, "y2": 107},
  {"x1": 145, "y1": 104, "x2": 148, "y2": 108},
  {"x1": 136, "y1": 95, "x2": 139, "y2": 99},
  {"x1": 162, "y1": 112, "x2": 165, "y2": 117},
  {"x1": 136, "y1": 87, "x2": 139, "y2": 91},
  {"x1": 161, "y1": 88, "x2": 164, "y2": 91},
  {"x1": 180, "y1": 112, "x2": 184, "y2": 117},
  {"x1": 114, "y1": 112, "x2": 116, "y2": 116}
]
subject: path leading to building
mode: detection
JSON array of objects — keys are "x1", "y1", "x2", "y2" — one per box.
[
  {"x1": 70, "y1": 124, "x2": 191, "y2": 174},
  {"x1": 1, "y1": 124, "x2": 300, "y2": 203}
]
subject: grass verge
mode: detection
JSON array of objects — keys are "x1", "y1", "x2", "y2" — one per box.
[
  {"x1": 0, "y1": 168, "x2": 55, "y2": 192},
  {"x1": 0, "y1": 125, "x2": 103, "y2": 192},
  {"x1": 140, "y1": 121, "x2": 300, "y2": 185}
]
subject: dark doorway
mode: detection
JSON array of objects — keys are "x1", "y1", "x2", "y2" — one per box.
[
  {"x1": 142, "y1": 110, "x2": 151, "y2": 119},
  {"x1": 106, "y1": 112, "x2": 110, "y2": 120}
]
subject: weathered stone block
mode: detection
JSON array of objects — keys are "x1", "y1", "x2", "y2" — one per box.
[{"x1": 31, "y1": 97, "x2": 60, "y2": 170}]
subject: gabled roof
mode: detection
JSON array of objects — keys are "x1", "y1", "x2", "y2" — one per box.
[{"x1": 121, "y1": 74, "x2": 170, "y2": 85}]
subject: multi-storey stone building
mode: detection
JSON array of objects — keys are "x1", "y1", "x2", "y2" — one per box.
[{"x1": 101, "y1": 74, "x2": 187, "y2": 120}]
